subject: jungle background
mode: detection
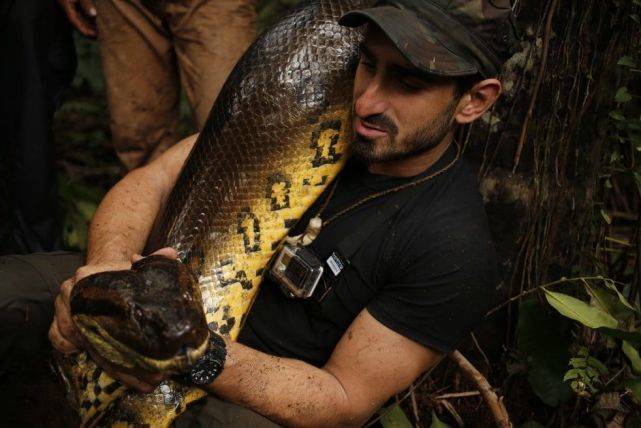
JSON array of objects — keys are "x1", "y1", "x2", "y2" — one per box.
[{"x1": 1, "y1": 0, "x2": 641, "y2": 426}]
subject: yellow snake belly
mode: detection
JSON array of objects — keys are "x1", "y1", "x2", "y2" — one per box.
[{"x1": 55, "y1": 0, "x2": 372, "y2": 426}]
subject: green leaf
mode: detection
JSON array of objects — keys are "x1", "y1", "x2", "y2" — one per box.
[
  {"x1": 618, "y1": 56, "x2": 637, "y2": 67},
  {"x1": 430, "y1": 411, "x2": 451, "y2": 428},
  {"x1": 626, "y1": 379, "x2": 641, "y2": 402},
  {"x1": 610, "y1": 110, "x2": 626, "y2": 121},
  {"x1": 600, "y1": 209, "x2": 612, "y2": 224},
  {"x1": 622, "y1": 341, "x2": 641, "y2": 374},
  {"x1": 586, "y1": 356, "x2": 608, "y2": 375},
  {"x1": 604, "y1": 281, "x2": 636, "y2": 312},
  {"x1": 563, "y1": 368, "x2": 582, "y2": 381},
  {"x1": 584, "y1": 366, "x2": 601, "y2": 379},
  {"x1": 544, "y1": 290, "x2": 618, "y2": 329},
  {"x1": 380, "y1": 404, "x2": 413, "y2": 428},
  {"x1": 615, "y1": 87, "x2": 633, "y2": 103},
  {"x1": 584, "y1": 281, "x2": 635, "y2": 320},
  {"x1": 597, "y1": 327, "x2": 641, "y2": 344},
  {"x1": 569, "y1": 357, "x2": 587, "y2": 368}
]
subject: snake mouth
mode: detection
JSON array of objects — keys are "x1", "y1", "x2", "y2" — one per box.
[{"x1": 73, "y1": 314, "x2": 210, "y2": 373}]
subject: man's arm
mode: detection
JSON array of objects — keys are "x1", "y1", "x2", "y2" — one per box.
[
  {"x1": 49, "y1": 134, "x2": 198, "y2": 355},
  {"x1": 208, "y1": 309, "x2": 442, "y2": 427},
  {"x1": 85, "y1": 134, "x2": 197, "y2": 267}
]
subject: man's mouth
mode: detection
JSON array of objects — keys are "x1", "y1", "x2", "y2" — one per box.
[{"x1": 355, "y1": 117, "x2": 388, "y2": 139}]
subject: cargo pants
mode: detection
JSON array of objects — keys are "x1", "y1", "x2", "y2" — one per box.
[
  {"x1": 96, "y1": 0, "x2": 257, "y2": 170},
  {"x1": 0, "y1": 252, "x2": 278, "y2": 427}
]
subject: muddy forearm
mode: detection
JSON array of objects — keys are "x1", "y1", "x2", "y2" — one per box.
[
  {"x1": 206, "y1": 341, "x2": 360, "y2": 427},
  {"x1": 86, "y1": 167, "x2": 166, "y2": 264},
  {"x1": 85, "y1": 135, "x2": 198, "y2": 265}
]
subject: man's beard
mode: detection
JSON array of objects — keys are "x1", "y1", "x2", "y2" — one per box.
[{"x1": 350, "y1": 99, "x2": 458, "y2": 164}]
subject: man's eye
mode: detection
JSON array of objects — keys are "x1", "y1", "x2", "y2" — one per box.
[{"x1": 399, "y1": 78, "x2": 424, "y2": 91}]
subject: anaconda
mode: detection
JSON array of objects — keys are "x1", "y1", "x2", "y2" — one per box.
[{"x1": 55, "y1": 0, "x2": 371, "y2": 426}]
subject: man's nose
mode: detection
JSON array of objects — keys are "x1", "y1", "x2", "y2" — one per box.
[{"x1": 354, "y1": 79, "x2": 388, "y2": 118}]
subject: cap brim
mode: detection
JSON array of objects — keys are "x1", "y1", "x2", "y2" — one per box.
[{"x1": 339, "y1": 7, "x2": 478, "y2": 77}]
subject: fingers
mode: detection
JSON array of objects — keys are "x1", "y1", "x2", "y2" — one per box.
[
  {"x1": 152, "y1": 247, "x2": 179, "y2": 260},
  {"x1": 55, "y1": 292, "x2": 82, "y2": 342},
  {"x1": 50, "y1": 278, "x2": 82, "y2": 353},
  {"x1": 58, "y1": 0, "x2": 97, "y2": 37},
  {"x1": 74, "y1": 265, "x2": 102, "y2": 283},
  {"x1": 49, "y1": 315, "x2": 79, "y2": 354},
  {"x1": 131, "y1": 247, "x2": 179, "y2": 264},
  {"x1": 59, "y1": 278, "x2": 73, "y2": 308}
]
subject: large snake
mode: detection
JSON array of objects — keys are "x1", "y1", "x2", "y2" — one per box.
[{"x1": 55, "y1": 1, "x2": 371, "y2": 426}]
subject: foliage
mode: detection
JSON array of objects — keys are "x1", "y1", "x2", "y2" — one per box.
[
  {"x1": 380, "y1": 404, "x2": 415, "y2": 428},
  {"x1": 509, "y1": 1, "x2": 641, "y2": 423},
  {"x1": 564, "y1": 347, "x2": 609, "y2": 396}
]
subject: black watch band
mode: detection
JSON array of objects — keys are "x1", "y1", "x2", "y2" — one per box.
[{"x1": 188, "y1": 332, "x2": 227, "y2": 386}]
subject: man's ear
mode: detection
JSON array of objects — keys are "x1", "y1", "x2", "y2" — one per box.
[{"x1": 454, "y1": 78, "x2": 502, "y2": 124}]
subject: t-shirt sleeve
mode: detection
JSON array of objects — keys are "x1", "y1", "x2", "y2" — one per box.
[{"x1": 366, "y1": 210, "x2": 499, "y2": 354}]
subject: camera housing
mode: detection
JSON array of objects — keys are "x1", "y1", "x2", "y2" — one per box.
[{"x1": 270, "y1": 242, "x2": 324, "y2": 299}]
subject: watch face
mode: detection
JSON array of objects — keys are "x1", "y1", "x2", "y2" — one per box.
[{"x1": 190, "y1": 358, "x2": 221, "y2": 385}]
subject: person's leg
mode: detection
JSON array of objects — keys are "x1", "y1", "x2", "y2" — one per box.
[
  {"x1": 175, "y1": 395, "x2": 280, "y2": 428},
  {"x1": 0, "y1": 0, "x2": 76, "y2": 253},
  {"x1": 167, "y1": 0, "x2": 257, "y2": 129},
  {"x1": 95, "y1": 0, "x2": 180, "y2": 170},
  {"x1": 0, "y1": 252, "x2": 83, "y2": 366}
]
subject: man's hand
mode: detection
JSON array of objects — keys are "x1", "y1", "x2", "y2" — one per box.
[
  {"x1": 49, "y1": 247, "x2": 179, "y2": 392},
  {"x1": 58, "y1": 0, "x2": 97, "y2": 37},
  {"x1": 84, "y1": 247, "x2": 179, "y2": 393},
  {"x1": 49, "y1": 260, "x2": 131, "y2": 354},
  {"x1": 48, "y1": 247, "x2": 179, "y2": 355}
]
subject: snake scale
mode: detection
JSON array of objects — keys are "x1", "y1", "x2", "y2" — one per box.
[{"x1": 55, "y1": 1, "x2": 372, "y2": 426}]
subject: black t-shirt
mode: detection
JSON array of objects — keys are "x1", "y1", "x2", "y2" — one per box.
[{"x1": 237, "y1": 143, "x2": 498, "y2": 367}]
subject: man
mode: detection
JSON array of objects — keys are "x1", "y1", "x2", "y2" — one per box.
[
  {"x1": 57, "y1": 0, "x2": 257, "y2": 170},
  {"x1": 0, "y1": 0, "x2": 76, "y2": 253},
  {"x1": 1, "y1": 0, "x2": 517, "y2": 425}
]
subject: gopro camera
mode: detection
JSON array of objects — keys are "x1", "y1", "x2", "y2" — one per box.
[{"x1": 270, "y1": 242, "x2": 324, "y2": 299}]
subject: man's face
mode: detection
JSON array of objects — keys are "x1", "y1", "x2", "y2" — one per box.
[{"x1": 351, "y1": 27, "x2": 461, "y2": 164}]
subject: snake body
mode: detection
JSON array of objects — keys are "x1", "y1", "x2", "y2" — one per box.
[{"x1": 56, "y1": 1, "x2": 370, "y2": 425}]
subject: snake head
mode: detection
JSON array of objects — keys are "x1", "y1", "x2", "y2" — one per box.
[{"x1": 70, "y1": 255, "x2": 209, "y2": 373}]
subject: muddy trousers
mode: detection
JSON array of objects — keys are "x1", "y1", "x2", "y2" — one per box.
[
  {"x1": 96, "y1": 0, "x2": 257, "y2": 170},
  {"x1": 0, "y1": 252, "x2": 278, "y2": 427}
]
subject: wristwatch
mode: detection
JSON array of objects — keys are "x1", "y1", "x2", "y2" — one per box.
[{"x1": 188, "y1": 331, "x2": 227, "y2": 386}]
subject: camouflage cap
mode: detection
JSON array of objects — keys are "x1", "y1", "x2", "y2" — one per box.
[{"x1": 339, "y1": 0, "x2": 519, "y2": 78}]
